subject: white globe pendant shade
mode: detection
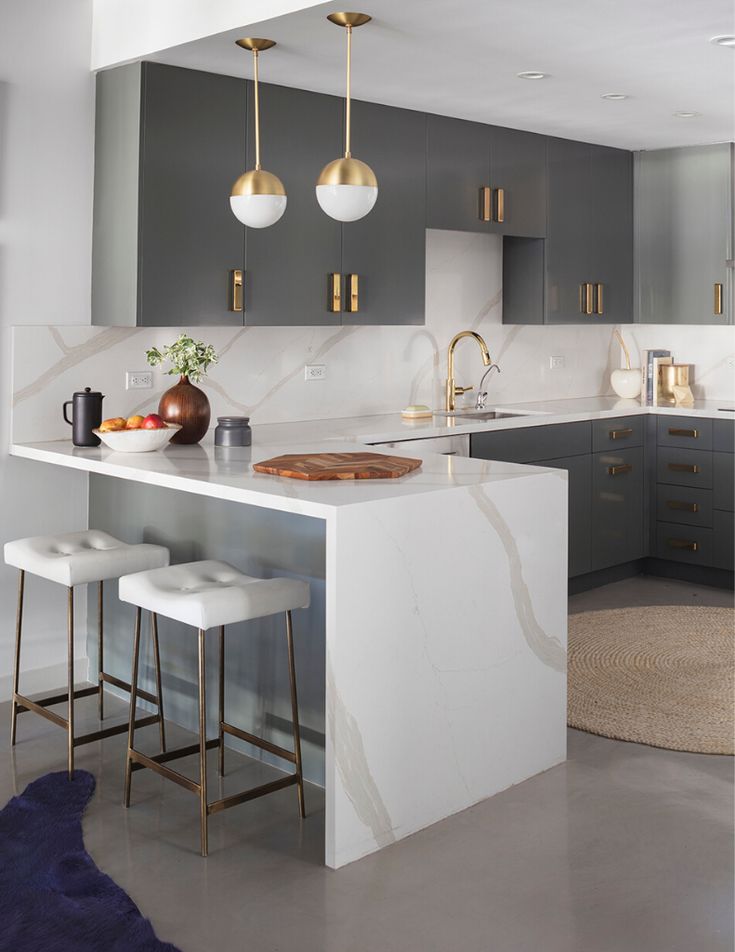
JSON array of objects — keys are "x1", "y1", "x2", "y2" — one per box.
[
  {"x1": 315, "y1": 156, "x2": 378, "y2": 222},
  {"x1": 230, "y1": 169, "x2": 287, "y2": 228}
]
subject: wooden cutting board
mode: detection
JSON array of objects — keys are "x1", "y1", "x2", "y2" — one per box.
[{"x1": 253, "y1": 451, "x2": 422, "y2": 481}]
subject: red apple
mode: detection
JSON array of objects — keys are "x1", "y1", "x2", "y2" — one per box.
[{"x1": 141, "y1": 413, "x2": 167, "y2": 430}]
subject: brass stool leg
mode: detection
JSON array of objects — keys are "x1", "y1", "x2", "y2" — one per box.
[
  {"x1": 10, "y1": 571, "x2": 25, "y2": 747},
  {"x1": 218, "y1": 625, "x2": 225, "y2": 777},
  {"x1": 123, "y1": 607, "x2": 143, "y2": 807},
  {"x1": 67, "y1": 587, "x2": 75, "y2": 779},
  {"x1": 97, "y1": 581, "x2": 104, "y2": 721},
  {"x1": 198, "y1": 628, "x2": 209, "y2": 857},
  {"x1": 285, "y1": 611, "x2": 306, "y2": 819},
  {"x1": 151, "y1": 613, "x2": 166, "y2": 753}
]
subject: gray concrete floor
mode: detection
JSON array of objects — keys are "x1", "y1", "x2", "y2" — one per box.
[{"x1": 2, "y1": 576, "x2": 733, "y2": 952}]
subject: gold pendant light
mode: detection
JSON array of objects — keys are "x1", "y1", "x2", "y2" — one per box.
[
  {"x1": 230, "y1": 38, "x2": 287, "y2": 228},
  {"x1": 316, "y1": 12, "x2": 378, "y2": 222}
]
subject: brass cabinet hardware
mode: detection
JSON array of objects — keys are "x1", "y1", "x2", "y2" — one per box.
[
  {"x1": 668, "y1": 462, "x2": 699, "y2": 474},
  {"x1": 495, "y1": 187, "x2": 505, "y2": 223},
  {"x1": 609, "y1": 427, "x2": 633, "y2": 440},
  {"x1": 579, "y1": 283, "x2": 594, "y2": 315},
  {"x1": 667, "y1": 538, "x2": 698, "y2": 552},
  {"x1": 666, "y1": 500, "x2": 698, "y2": 513},
  {"x1": 668, "y1": 427, "x2": 698, "y2": 438},
  {"x1": 607, "y1": 463, "x2": 632, "y2": 476},
  {"x1": 479, "y1": 186, "x2": 492, "y2": 222},
  {"x1": 228, "y1": 269, "x2": 244, "y2": 312},
  {"x1": 595, "y1": 283, "x2": 604, "y2": 315},
  {"x1": 327, "y1": 273, "x2": 342, "y2": 312},
  {"x1": 714, "y1": 283, "x2": 723, "y2": 316},
  {"x1": 345, "y1": 273, "x2": 359, "y2": 313}
]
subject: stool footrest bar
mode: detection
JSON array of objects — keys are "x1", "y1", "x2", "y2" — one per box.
[
  {"x1": 74, "y1": 715, "x2": 159, "y2": 747},
  {"x1": 16, "y1": 685, "x2": 98, "y2": 713},
  {"x1": 221, "y1": 722, "x2": 297, "y2": 765},
  {"x1": 208, "y1": 773, "x2": 299, "y2": 816},
  {"x1": 130, "y1": 738, "x2": 218, "y2": 772},
  {"x1": 101, "y1": 672, "x2": 158, "y2": 707},
  {"x1": 128, "y1": 748, "x2": 202, "y2": 795},
  {"x1": 15, "y1": 694, "x2": 67, "y2": 729}
]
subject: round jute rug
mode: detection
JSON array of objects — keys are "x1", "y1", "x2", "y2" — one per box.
[{"x1": 568, "y1": 605, "x2": 735, "y2": 755}]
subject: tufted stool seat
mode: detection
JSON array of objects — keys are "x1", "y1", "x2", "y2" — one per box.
[
  {"x1": 5, "y1": 530, "x2": 170, "y2": 778},
  {"x1": 118, "y1": 560, "x2": 310, "y2": 856}
]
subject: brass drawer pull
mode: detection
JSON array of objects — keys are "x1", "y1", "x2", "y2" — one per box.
[
  {"x1": 714, "y1": 283, "x2": 723, "y2": 316},
  {"x1": 608, "y1": 463, "x2": 632, "y2": 476},
  {"x1": 668, "y1": 463, "x2": 699, "y2": 474},
  {"x1": 228, "y1": 269, "x2": 244, "y2": 312},
  {"x1": 668, "y1": 427, "x2": 698, "y2": 438},
  {"x1": 479, "y1": 186, "x2": 492, "y2": 222},
  {"x1": 579, "y1": 283, "x2": 594, "y2": 315},
  {"x1": 667, "y1": 538, "x2": 698, "y2": 552},
  {"x1": 609, "y1": 427, "x2": 633, "y2": 440},
  {"x1": 328, "y1": 273, "x2": 342, "y2": 313},
  {"x1": 495, "y1": 187, "x2": 505, "y2": 223},
  {"x1": 595, "y1": 283, "x2": 604, "y2": 315},
  {"x1": 345, "y1": 273, "x2": 359, "y2": 313},
  {"x1": 666, "y1": 500, "x2": 698, "y2": 513}
]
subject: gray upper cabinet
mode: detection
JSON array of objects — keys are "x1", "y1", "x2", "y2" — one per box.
[
  {"x1": 93, "y1": 62, "x2": 246, "y2": 327},
  {"x1": 427, "y1": 116, "x2": 491, "y2": 233},
  {"x1": 487, "y1": 126, "x2": 547, "y2": 238},
  {"x1": 243, "y1": 83, "x2": 342, "y2": 326},
  {"x1": 588, "y1": 144, "x2": 634, "y2": 324},
  {"x1": 636, "y1": 143, "x2": 734, "y2": 325}
]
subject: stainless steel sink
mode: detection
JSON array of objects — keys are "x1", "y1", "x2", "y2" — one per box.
[{"x1": 434, "y1": 410, "x2": 523, "y2": 421}]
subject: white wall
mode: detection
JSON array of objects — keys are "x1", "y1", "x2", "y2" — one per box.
[{"x1": 0, "y1": 0, "x2": 94, "y2": 698}]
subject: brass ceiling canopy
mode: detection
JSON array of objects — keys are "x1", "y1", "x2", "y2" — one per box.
[{"x1": 235, "y1": 38, "x2": 277, "y2": 53}]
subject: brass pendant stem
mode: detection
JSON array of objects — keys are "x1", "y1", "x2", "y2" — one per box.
[
  {"x1": 252, "y1": 48, "x2": 261, "y2": 170},
  {"x1": 345, "y1": 25, "x2": 352, "y2": 157}
]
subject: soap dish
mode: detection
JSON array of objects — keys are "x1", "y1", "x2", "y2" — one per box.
[{"x1": 401, "y1": 405, "x2": 432, "y2": 420}]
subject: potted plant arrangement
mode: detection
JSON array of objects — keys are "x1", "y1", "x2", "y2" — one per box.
[{"x1": 146, "y1": 334, "x2": 218, "y2": 444}]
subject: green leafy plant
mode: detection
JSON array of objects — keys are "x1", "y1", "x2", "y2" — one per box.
[{"x1": 146, "y1": 334, "x2": 218, "y2": 384}]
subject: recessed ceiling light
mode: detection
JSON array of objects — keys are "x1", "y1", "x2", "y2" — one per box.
[
  {"x1": 517, "y1": 71, "x2": 547, "y2": 80},
  {"x1": 673, "y1": 111, "x2": 701, "y2": 118},
  {"x1": 710, "y1": 34, "x2": 735, "y2": 47},
  {"x1": 601, "y1": 93, "x2": 629, "y2": 101}
]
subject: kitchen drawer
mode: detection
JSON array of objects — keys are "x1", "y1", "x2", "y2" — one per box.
[
  {"x1": 655, "y1": 522, "x2": 713, "y2": 565},
  {"x1": 713, "y1": 452, "x2": 734, "y2": 511},
  {"x1": 655, "y1": 485, "x2": 712, "y2": 528},
  {"x1": 590, "y1": 447, "x2": 644, "y2": 570},
  {"x1": 713, "y1": 510, "x2": 734, "y2": 571},
  {"x1": 591, "y1": 416, "x2": 644, "y2": 452},
  {"x1": 470, "y1": 421, "x2": 591, "y2": 463},
  {"x1": 657, "y1": 415, "x2": 712, "y2": 451},
  {"x1": 656, "y1": 446, "x2": 712, "y2": 488},
  {"x1": 713, "y1": 418, "x2": 735, "y2": 453}
]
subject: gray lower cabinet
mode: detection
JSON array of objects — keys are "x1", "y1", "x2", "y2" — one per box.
[
  {"x1": 636, "y1": 143, "x2": 734, "y2": 325},
  {"x1": 534, "y1": 455, "x2": 591, "y2": 577},
  {"x1": 590, "y1": 447, "x2": 644, "y2": 570}
]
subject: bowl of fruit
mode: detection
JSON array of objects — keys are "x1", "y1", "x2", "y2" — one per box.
[{"x1": 94, "y1": 414, "x2": 181, "y2": 453}]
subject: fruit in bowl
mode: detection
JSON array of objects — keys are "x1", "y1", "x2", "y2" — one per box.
[{"x1": 93, "y1": 418, "x2": 182, "y2": 453}]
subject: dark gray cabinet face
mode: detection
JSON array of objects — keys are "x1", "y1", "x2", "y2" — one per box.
[
  {"x1": 656, "y1": 447, "x2": 713, "y2": 489},
  {"x1": 591, "y1": 447, "x2": 644, "y2": 570},
  {"x1": 487, "y1": 127, "x2": 547, "y2": 238},
  {"x1": 138, "y1": 63, "x2": 247, "y2": 327},
  {"x1": 657, "y1": 415, "x2": 713, "y2": 451},
  {"x1": 244, "y1": 83, "x2": 342, "y2": 326},
  {"x1": 535, "y1": 454, "x2": 591, "y2": 577},
  {"x1": 713, "y1": 511, "x2": 734, "y2": 571},
  {"x1": 655, "y1": 522, "x2": 713, "y2": 565},
  {"x1": 713, "y1": 452, "x2": 734, "y2": 511},
  {"x1": 427, "y1": 115, "x2": 489, "y2": 233},
  {"x1": 341, "y1": 101, "x2": 426, "y2": 325},
  {"x1": 588, "y1": 145, "x2": 633, "y2": 324},
  {"x1": 470, "y1": 421, "x2": 590, "y2": 462},
  {"x1": 655, "y1": 485, "x2": 713, "y2": 528}
]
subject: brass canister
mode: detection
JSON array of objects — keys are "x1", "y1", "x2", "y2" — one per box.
[{"x1": 659, "y1": 364, "x2": 690, "y2": 405}]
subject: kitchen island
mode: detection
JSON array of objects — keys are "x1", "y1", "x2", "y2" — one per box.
[{"x1": 10, "y1": 432, "x2": 567, "y2": 869}]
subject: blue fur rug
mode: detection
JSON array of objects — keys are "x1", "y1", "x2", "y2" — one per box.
[{"x1": 0, "y1": 771, "x2": 180, "y2": 951}]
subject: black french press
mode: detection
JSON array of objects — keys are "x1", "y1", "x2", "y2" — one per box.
[{"x1": 63, "y1": 388, "x2": 105, "y2": 447}]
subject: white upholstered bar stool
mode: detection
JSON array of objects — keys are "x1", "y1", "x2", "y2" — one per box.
[
  {"x1": 4, "y1": 530, "x2": 170, "y2": 777},
  {"x1": 118, "y1": 560, "x2": 310, "y2": 857}
]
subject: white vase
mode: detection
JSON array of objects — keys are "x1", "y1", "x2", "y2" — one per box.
[{"x1": 610, "y1": 368, "x2": 641, "y2": 399}]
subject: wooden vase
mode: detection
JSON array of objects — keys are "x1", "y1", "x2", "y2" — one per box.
[{"x1": 158, "y1": 375, "x2": 210, "y2": 444}]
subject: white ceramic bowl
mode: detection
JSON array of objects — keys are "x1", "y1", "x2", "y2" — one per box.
[{"x1": 93, "y1": 423, "x2": 181, "y2": 453}]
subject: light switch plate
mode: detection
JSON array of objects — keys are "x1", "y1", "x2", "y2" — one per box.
[
  {"x1": 126, "y1": 371, "x2": 153, "y2": 390},
  {"x1": 549, "y1": 356, "x2": 565, "y2": 370}
]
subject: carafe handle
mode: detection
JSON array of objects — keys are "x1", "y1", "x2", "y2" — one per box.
[{"x1": 63, "y1": 401, "x2": 73, "y2": 426}]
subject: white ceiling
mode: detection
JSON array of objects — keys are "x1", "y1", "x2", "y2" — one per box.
[{"x1": 148, "y1": 0, "x2": 735, "y2": 150}]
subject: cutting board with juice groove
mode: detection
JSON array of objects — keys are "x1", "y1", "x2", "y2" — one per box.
[{"x1": 252, "y1": 452, "x2": 422, "y2": 481}]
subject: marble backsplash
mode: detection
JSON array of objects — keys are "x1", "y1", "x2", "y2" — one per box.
[{"x1": 11, "y1": 231, "x2": 735, "y2": 443}]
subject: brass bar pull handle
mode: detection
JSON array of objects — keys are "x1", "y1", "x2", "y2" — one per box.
[
  {"x1": 345, "y1": 274, "x2": 359, "y2": 313},
  {"x1": 495, "y1": 187, "x2": 505, "y2": 223},
  {"x1": 607, "y1": 463, "x2": 633, "y2": 476},
  {"x1": 595, "y1": 283, "x2": 604, "y2": 315},
  {"x1": 668, "y1": 427, "x2": 698, "y2": 438},
  {"x1": 668, "y1": 463, "x2": 699, "y2": 474},
  {"x1": 579, "y1": 284, "x2": 585, "y2": 314},
  {"x1": 479, "y1": 187, "x2": 492, "y2": 222},
  {"x1": 667, "y1": 538, "x2": 698, "y2": 552},
  {"x1": 714, "y1": 283, "x2": 723, "y2": 316},
  {"x1": 666, "y1": 500, "x2": 698, "y2": 513},
  {"x1": 328, "y1": 273, "x2": 342, "y2": 313},
  {"x1": 585, "y1": 283, "x2": 594, "y2": 315},
  {"x1": 228, "y1": 269, "x2": 244, "y2": 312},
  {"x1": 609, "y1": 427, "x2": 633, "y2": 440}
]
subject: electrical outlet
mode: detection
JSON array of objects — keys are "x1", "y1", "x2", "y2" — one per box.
[
  {"x1": 549, "y1": 356, "x2": 566, "y2": 370},
  {"x1": 125, "y1": 371, "x2": 153, "y2": 390},
  {"x1": 727, "y1": 356, "x2": 735, "y2": 371},
  {"x1": 305, "y1": 364, "x2": 326, "y2": 381}
]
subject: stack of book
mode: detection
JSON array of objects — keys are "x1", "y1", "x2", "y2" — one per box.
[{"x1": 641, "y1": 350, "x2": 672, "y2": 405}]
